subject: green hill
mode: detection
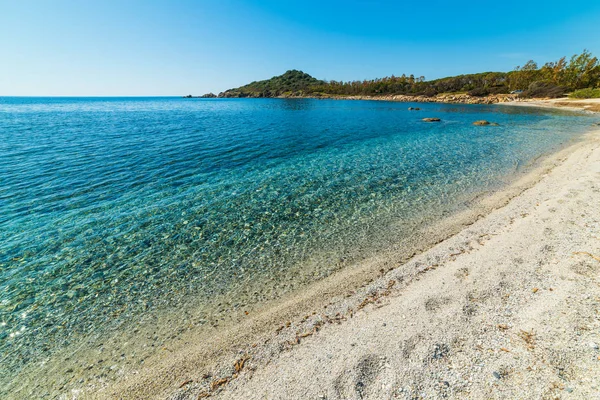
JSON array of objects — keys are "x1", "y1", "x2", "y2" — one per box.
[{"x1": 219, "y1": 70, "x2": 324, "y2": 98}]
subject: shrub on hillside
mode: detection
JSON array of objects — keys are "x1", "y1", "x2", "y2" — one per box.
[
  {"x1": 520, "y1": 81, "x2": 566, "y2": 98},
  {"x1": 468, "y1": 87, "x2": 490, "y2": 97},
  {"x1": 413, "y1": 88, "x2": 438, "y2": 97},
  {"x1": 467, "y1": 85, "x2": 509, "y2": 97},
  {"x1": 568, "y1": 88, "x2": 600, "y2": 99},
  {"x1": 488, "y1": 85, "x2": 510, "y2": 94}
]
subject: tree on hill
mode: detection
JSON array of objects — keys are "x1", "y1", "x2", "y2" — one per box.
[{"x1": 508, "y1": 50, "x2": 600, "y2": 95}]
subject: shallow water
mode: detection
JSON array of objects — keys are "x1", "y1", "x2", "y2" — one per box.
[{"x1": 0, "y1": 97, "x2": 597, "y2": 395}]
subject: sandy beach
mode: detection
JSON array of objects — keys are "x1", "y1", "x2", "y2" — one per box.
[
  {"x1": 503, "y1": 98, "x2": 600, "y2": 113},
  {"x1": 88, "y1": 102, "x2": 600, "y2": 400}
]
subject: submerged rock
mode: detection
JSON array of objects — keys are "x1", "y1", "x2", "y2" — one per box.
[
  {"x1": 473, "y1": 120, "x2": 491, "y2": 126},
  {"x1": 408, "y1": 107, "x2": 421, "y2": 111},
  {"x1": 422, "y1": 118, "x2": 441, "y2": 122}
]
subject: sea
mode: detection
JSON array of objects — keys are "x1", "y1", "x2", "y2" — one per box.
[{"x1": 0, "y1": 97, "x2": 597, "y2": 397}]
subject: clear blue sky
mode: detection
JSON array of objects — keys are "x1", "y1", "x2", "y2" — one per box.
[{"x1": 2, "y1": 0, "x2": 600, "y2": 96}]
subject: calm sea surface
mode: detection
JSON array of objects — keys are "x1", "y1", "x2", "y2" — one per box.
[{"x1": 0, "y1": 97, "x2": 597, "y2": 395}]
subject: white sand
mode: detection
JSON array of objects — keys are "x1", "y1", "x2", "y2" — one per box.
[{"x1": 501, "y1": 97, "x2": 600, "y2": 113}]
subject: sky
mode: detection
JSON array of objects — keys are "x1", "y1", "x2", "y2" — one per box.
[{"x1": 1, "y1": 0, "x2": 600, "y2": 96}]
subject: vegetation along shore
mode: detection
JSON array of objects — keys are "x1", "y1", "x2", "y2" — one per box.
[{"x1": 186, "y1": 50, "x2": 600, "y2": 104}]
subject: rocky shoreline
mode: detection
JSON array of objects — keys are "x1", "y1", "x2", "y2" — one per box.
[
  {"x1": 303, "y1": 93, "x2": 521, "y2": 105},
  {"x1": 191, "y1": 92, "x2": 600, "y2": 110},
  {"x1": 193, "y1": 92, "x2": 525, "y2": 105}
]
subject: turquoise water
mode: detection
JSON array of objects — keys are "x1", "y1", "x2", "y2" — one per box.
[{"x1": 0, "y1": 97, "x2": 597, "y2": 394}]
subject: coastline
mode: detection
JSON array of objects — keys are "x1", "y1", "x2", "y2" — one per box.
[
  {"x1": 216, "y1": 92, "x2": 600, "y2": 113},
  {"x1": 215, "y1": 92, "x2": 520, "y2": 105},
  {"x1": 94, "y1": 109, "x2": 600, "y2": 398},
  {"x1": 208, "y1": 127, "x2": 600, "y2": 400},
  {"x1": 298, "y1": 93, "x2": 520, "y2": 105}
]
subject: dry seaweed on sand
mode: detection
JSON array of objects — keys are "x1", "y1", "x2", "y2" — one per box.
[
  {"x1": 518, "y1": 329, "x2": 536, "y2": 349},
  {"x1": 573, "y1": 251, "x2": 600, "y2": 262},
  {"x1": 234, "y1": 355, "x2": 250, "y2": 373}
]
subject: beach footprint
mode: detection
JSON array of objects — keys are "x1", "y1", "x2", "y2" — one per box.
[{"x1": 331, "y1": 354, "x2": 395, "y2": 400}]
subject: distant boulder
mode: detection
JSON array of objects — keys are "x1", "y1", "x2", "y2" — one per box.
[
  {"x1": 183, "y1": 94, "x2": 193, "y2": 98},
  {"x1": 408, "y1": 107, "x2": 421, "y2": 110},
  {"x1": 422, "y1": 117, "x2": 441, "y2": 122},
  {"x1": 473, "y1": 120, "x2": 500, "y2": 126}
]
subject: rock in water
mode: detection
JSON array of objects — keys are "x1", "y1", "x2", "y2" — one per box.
[
  {"x1": 473, "y1": 120, "x2": 491, "y2": 126},
  {"x1": 422, "y1": 118, "x2": 441, "y2": 122}
]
